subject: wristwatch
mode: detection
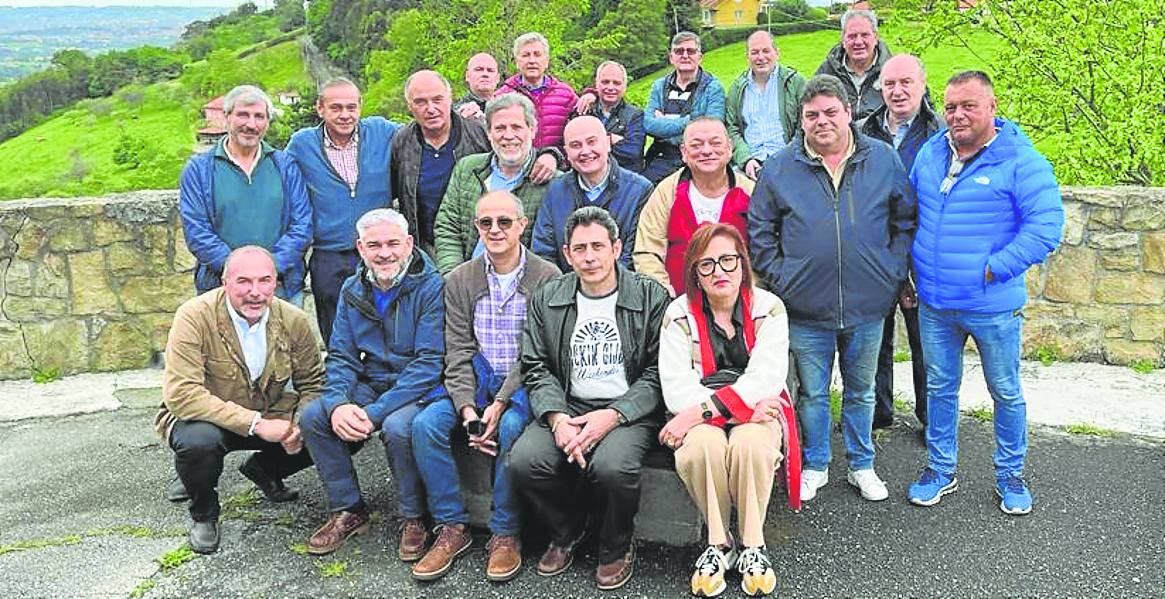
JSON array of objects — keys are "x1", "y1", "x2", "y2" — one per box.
[{"x1": 701, "y1": 401, "x2": 714, "y2": 421}]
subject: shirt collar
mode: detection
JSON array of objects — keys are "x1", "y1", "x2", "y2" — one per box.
[
  {"x1": 844, "y1": 48, "x2": 879, "y2": 75},
  {"x1": 577, "y1": 164, "x2": 611, "y2": 193},
  {"x1": 323, "y1": 124, "x2": 359, "y2": 150},
  {"x1": 803, "y1": 131, "x2": 856, "y2": 162},
  {"x1": 218, "y1": 136, "x2": 271, "y2": 166},
  {"x1": 490, "y1": 152, "x2": 534, "y2": 181},
  {"x1": 365, "y1": 255, "x2": 412, "y2": 290},
  {"x1": 484, "y1": 245, "x2": 527, "y2": 277},
  {"x1": 224, "y1": 297, "x2": 269, "y2": 333},
  {"x1": 884, "y1": 110, "x2": 916, "y2": 133},
  {"x1": 946, "y1": 126, "x2": 1001, "y2": 160}
]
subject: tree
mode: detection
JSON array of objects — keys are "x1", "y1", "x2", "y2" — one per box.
[
  {"x1": 888, "y1": 0, "x2": 1165, "y2": 186},
  {"x1": 589, "y1": 0, "x2": 670, "y2": 78}
]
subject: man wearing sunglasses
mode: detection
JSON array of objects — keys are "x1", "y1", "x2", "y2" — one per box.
[
  {"x1": 907, "y1": 71, "x2": 1063, "y2": 516},
  {"x1": 641, "y1": 31, "x2": 726, "y2": 185},
  {"x1": 749, "y1": 74, "x2": 915, "y2": 504},
  {"x1": 410, "y1": 190, "x2": 560, "y2": 582},
  {"x1": 532, "y1": 115, "x2": 652, "y2": 272}
]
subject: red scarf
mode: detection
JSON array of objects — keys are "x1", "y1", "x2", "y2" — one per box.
[
  {"x1": 688, "y1": 287, "x2": 756, "y2": 425},
  {"x1": 664, "y1": 176, "x2": 750, "y2": 293}
]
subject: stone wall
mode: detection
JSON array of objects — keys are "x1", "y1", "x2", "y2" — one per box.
[{"x1": 0, "y1": 187, "x2": 1162, "y2": 381}]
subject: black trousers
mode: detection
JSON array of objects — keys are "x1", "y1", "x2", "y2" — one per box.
[
  {"x1": 640, "y1": 142, "x2": 683, "y2": 185},
  {"x1": 874, "y1": 304, "x2": 928, "y2": 426},
  {"x1": 308, "y1": 248, "x2": 360, "y2": 347},
  {"x1": 170, "y1": 420, "x2": 314, "y2": 522},
  {"x1": 508, "y1": 418, "x2": 657, "y2": 563}
]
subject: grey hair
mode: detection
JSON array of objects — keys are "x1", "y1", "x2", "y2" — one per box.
[
  {"x1": 800, "y1": 74, "x2": 851, "y2": 109},
  {"x1": 318, "y1": 76, "x2": 360, "y2": 96},
  {"x1": 841, "y1": 9, "x2": 878, "y2": 33},
  {"x1": 403, "y1": 70, "x2": 454, "y2": 101},
  {"x1": 356, "y1": 208, "x2": 410, "y2": 238},
  {"x1": 513, "y1": 32, "x2": 550, "y2": 57},
  {"x1": 947, "y1": 70, "x2": 994, "y2": 93},
  {"x1": 223, "y1": 84, "x2": 280, "y2": 120},
  {"x1": 564, "y1": 206, "x2": 619, "y2": 246},
  {"x1": 671, "y1": 31, "x2": 702, "y2": 52},
  {"x1": 485, "y1": 93, "x2": 538, "y2": 129},
  {"x1": 221, "y1": 245, "x2": 276, "y2": 281},
  {"x1": 475, "y1": 190, "x2": 525, "y2": 215},
  {"x1": 594, "y1": 60, "x2": 628, "y2": 83}
]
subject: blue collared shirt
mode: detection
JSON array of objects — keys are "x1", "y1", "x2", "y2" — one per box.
[
  {"x1": 487, "y1": 154, "x2": 530, "y2": 193},
  {"x1": 577, "y1": 168, "x2": 610, "y2": 203},
  {"x1": 741, "y1": 70, "x2": 787, "y2": 161},
  {"x1": 884, "y1": 111, "x2": 916, "y2": 150}
]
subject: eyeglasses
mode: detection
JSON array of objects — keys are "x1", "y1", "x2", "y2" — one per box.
[
  {"x1": 671, "y1": 47, "x2": 700, "y2": 56},
  {"x1": 475, "y1": 216, "x2": 516, "y2": 231},
  {"x1": 695, "y1": 254, "x2": 741, "y2": 276}
]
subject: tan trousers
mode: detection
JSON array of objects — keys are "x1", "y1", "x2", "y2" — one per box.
[{"x1": 674, "y1": 421, "x2": 783, "y2": 548}]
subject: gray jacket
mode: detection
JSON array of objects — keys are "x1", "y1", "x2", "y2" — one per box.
[{"x1": 815, "y1": 39, "x2": 893, "y2": 122}]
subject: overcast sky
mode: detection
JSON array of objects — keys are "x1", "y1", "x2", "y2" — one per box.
[{"x1": 1, "y1": 1, "x2": 247, "y2": 6}]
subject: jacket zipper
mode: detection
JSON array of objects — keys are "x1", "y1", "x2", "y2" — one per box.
[{"x1": 832, "y1": 181, "x2": 845, "y2": 330}]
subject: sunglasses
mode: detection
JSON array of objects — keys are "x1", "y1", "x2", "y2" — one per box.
[
  {"x1": 695, "y1": 254, "x2": 741, "y2": 276},
  {"x1": 475, "y1": 216, "x2": 517, "y2": 231}
]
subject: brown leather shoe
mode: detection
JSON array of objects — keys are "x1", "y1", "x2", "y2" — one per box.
[
  {"x1": 595, "y1": 545, "x2": 636, "y2": 591},
  {"x1": 536, "y1": 523, "x2": 588, "y2": 577},
  {"x1": 411, "y1": 523, "x2": 472, "y2": 581},
  {"x1": 485, "y1": 534, "x2": 522, "y2": 582},
  {"x1": 398, "y1": 518, "x2": 431, "y2": 563},
  {"x1": 306, "y1": 508, "x2": 370, "y2": 555}
]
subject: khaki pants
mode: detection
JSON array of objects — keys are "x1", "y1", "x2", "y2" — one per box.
[{"x1": 675, "y1": 421, "x2": 783, "y2": 548}]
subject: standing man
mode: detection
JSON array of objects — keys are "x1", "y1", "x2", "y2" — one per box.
[
  {"x1": 433, "y1": 94, "x2": 551, "y2": 274},
  {"x1": 410, "y1": 191, "x2": 560, "y2": 582},
  {"x1": 907, "y1": 71, "x2": 1063, "y2": 515},
  {"x1": 287, "y1": 77, "x2": 398, "y2": 345},
  {"x1": 455, "y1": 52, "x2": 501, "y2": 119},
  {"x1": 634, "y1": 117, "x2": 754, "y2": 296},
  {"x1": 859, "y1": 54, "x2": 944, "y2": 431},
  {"x1": 495, "y1": 32, "x2": 579, "y2": 150},
  {"x1": 298, "y1": 209, "x2": 446, "y2": 558},
  {"x1": 725, "y1": 30, "x2": 806, "y2": 181},
  {"x1": 749, "y1": 75, "x2": 915, "y2": 503},
  {"x1": 532, "y1": 115, "x2": 652, "y2": 272},
  {"x1": 642, "y1": 32, "x2": 726, "y2": 184},
  {"x1": 815, "y1": 9, "x2": 892, "y2": 122},
  {"x1": 510, "y1": 206, "x2": 670, "y2": 591},
  {"x1": 158, "y1": 246, "x2": 325, "y2": 554},
  {"x1": 576, "y1": 61, "x2": 647, "y2": 173},
  {"x1": 391, "y1": 70, "x2": 490, "y2": 256},
  {"x1": 180, "y1": 84, "x2": 311, "y2": 303}
]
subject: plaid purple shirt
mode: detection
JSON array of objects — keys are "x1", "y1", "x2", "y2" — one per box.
[
  {"x1": 323, "y1": 126, "x2": 359, "y2": 193},
  {"x1": 474, "y1": 249, "x2": 528, "y2": 375}
]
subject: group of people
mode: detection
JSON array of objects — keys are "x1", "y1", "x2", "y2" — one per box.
[{"x1": 161, "y1": 8, "x2": 1065, "y2": 597}]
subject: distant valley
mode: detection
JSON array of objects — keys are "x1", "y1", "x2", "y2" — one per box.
[{"x1": 0, "y1": 6, "x2": 230, "y2": 83}]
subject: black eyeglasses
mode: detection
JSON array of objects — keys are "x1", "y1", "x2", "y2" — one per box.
[
  {"x1": 695, "y1": 254, "x2": 741, "y2": 276},
  {"x1": 475, "y1": 216, "x2": 516, "y2": 231},
  {"x1": 671, "y1": 47, "x2": 700, "y2": 56}
]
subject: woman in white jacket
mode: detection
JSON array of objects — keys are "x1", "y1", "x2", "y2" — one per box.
[{"x1": 658, "y1": 223, "x2": 790, "y2": 598}]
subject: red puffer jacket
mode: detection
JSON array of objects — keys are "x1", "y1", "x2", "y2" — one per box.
[{"x1": 495, "y1": 73, "x2": 578, "y2": 149}]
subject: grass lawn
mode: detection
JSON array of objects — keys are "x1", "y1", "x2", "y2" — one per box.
[{"x1": 0, "y1": 41, "x2": 311, "y2": 200}]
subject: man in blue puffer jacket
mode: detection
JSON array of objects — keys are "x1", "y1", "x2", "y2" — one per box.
[
  {"x1": 906, "y1": 71, "x2": 1063, "y2": 516},
  {"x1": 298, "y1": 208, "x2": 447, "y2": 558}
]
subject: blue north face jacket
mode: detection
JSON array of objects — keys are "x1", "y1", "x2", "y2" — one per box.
[{"x1": 910, "y1": 117, "x2": 1064, "y2": 313}]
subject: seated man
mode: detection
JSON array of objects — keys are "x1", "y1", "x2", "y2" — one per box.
[
  {"x1": 510, "y1": 206, "x2": 670, "y2": 591},
  {"x1": 299, "y1": 208, "x2": 446, "y2": 558},
  {"x1": 410, "y1": 191, "x2": 560, "y2": 582},
  {"x1": 158, "y1": 245, "x2": 325, "y2": 554},
  {"x1": 531, "y1": 115, "x2": 652, "y2": 272}
]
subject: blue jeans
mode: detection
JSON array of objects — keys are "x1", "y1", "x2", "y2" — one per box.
[
  {"x1": 919, "y1": 303, "x2": 1027, "y2": 479},
  {"x1": 301, "y1": 382, "x2": 427, "y2": 518},
  {"x1": 790, "y1": 318, "x2": 883, "y2": 471}
]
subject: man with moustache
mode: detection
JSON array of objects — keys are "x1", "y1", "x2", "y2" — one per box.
[
  {"x1": 391, "y1": 70, "x2": 489, "y2": 256},
  {"x1": 433, "y1": 93, "x2": 551, "y2": 274},
  {"x1": 287, "y1": 77, "x2": 399, "y2": 345},
  {"x1": 455, "y1": 52, "x2": 502, "y2": 119},
  {"x1": 725, "y1": 30, "x2": 806, "y2": 180},
  {"x1": 749, "y1": 75, "x2": 915, "y2": 504},
  {"x1": 575, "y1": 61, "x2": 646, "y2": 172},
  {"x1": 815, "y1": 9, "x2": 892, "y2": 122},
  {"x1": 532, "y1": 115, "x2": 652, "y2": 272},
  {"x1": 298, "y1": 208, "x2": 447, "y2": 559},
  {"x1": 180, "y1": 84, "x2": 311, "y2": 303}
]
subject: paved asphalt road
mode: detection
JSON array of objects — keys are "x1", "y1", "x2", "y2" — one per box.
[{"x1": 1, "y1": 390, "x2": 1162, "y2": 598}]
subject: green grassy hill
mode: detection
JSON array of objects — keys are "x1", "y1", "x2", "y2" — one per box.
[{"x1": 0, "y1": 40, "x2": 310, "y2": 200}]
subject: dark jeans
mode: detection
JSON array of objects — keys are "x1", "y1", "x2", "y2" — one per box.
[
  {"x1": 640, "y1": 142, "x2": 683, "y2": 185},
  {"x1": 874, "y1": 304, "x2": 928, "y2": 426},
  {"x1": 509, "y1": 418, "x2": 657, "y2": 563},
  {"x1": 308, "y1": 248, "x2": 360, "y2": 347},
  {"x1": 169, "y1": 420, "x2": 314, "y2": 522}
]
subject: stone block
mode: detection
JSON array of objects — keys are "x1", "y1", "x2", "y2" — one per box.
[
  {"x1": 0, "y1": 225, "x2": 16, "y2": 261},
  {"x1": 1065, "y1": 187, "x2": 1124, "y2": 208},
  {"x1": 1099, "y1": 248, "x2": 1140, "y2": 271},
  {"x1": 92, "y1": 218, "x2": 136, "y2": 246},
  {"x1": 31, "y1": 202, "x2": 102, "y2": 220},
  {"x1": 47, "y1": 219, "x2": 93, "y2": 253},
  {"x1": 13, "y1": 223, "x2": 45, "y2": 261},
  {"x1": 1088, "y1": 232, "x2": 1138, "y2": 250},
  {"x1": 1043, "y1": 245, "x2": 1095, "y2": 304},
  {"x1": 37, "y1": 252, "x2": 69, "y2": 299},
  {"x1": 1073, "y1": 305, "x2": 1129, "y2": 339},
  {"x1": 1095, "y1": 272, "x2": 1165, "y2": 305},
  {"x1": 3, "y1": 295, "x2": 69, "y2": 322},
  {"x1": 1123, "y1": 190, "x2": 1165, "y2": 230},
  {"x1": 1103, "y1": 339, "x2": 1162, "y2": 366},
  {"x1": 173, "y1": 226, "x2": 196, "y2": 273},
  {"x1": 1129, "y1": 308, "x2": 1165, "y2": 342},
  {"x1": 1144, "y1": 233, "x2": 1165, "y2": 274},
  {"x1": 138, "y1": 312, "x2": 175, "y2": 351},
  {"x1": 104, "y1": 195, "x2": 173, "y2": 225},
  {"x1": 105, "y1": 242, "x2": 149, "y2": 277},
  {"x1": 1061, "y1": 201, "x2": 1085, "y2": 245},
  {"x1": 92, "y1": 318, "x2": 153, "y2": 371},
  {"x1": 69, "y1": 250, "x2": 120, "y2": 314},
  {"x1": 1024, "y1": 265, "x2": 1044, "y2": 297},
  {"x1": 1022, "y1": 318, "x2": 1103, "y2": 362},
  {"x1": 4, "y1": 259, "x2": 33, "y2": 296},
  {"x1": 0, "y1": 322, "x2": 31, "y2": 379},
  {"x1": 1087, "y1": 207, "x2": 1121, "y2": 230},
  {"x1": 142, "y1": 225, "x2": 172, "y2": 273},
  {"x1": 120, "y1": 274, "x2": 192, "y2": 314},
  {"x1": 23, "y1": 318, "x2": 90, "y2": 375},
  {"x1": 635, "y1": 449, "x2": 704, "y2": 546}
]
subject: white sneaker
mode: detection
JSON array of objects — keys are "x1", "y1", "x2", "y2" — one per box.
[
  {"x1": 800, "y1": 469, "x2": 829, "y2": 501},
  {"x1": 690, "y1": 544, "x2": 737, "y2": 597},
  {"x1": 847, "y1": 469, "x2": 889, "y2": 501}
]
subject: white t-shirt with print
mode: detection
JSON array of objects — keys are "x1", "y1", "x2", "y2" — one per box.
[
  {"x1": 569, "y1": 290, "x2": 629, "y2": 400},
  {"x1": 689, "y1": 184, "x2": 727, "y2": 224}
]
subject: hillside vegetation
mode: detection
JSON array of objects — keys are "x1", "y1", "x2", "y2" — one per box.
[{"x1": 0, "y1": 41, "x2": 310, "y2": 200}]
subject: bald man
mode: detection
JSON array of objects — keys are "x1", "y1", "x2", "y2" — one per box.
[
  {"x1": 456, "y1": 52, "x2": 502, "y2": 119},
  {"x1": 725, "y1": 30, "x2": 807, "y2": 180},
  {"x1": 532, "y1": 115, "x2": 653, "y2": 271}
]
